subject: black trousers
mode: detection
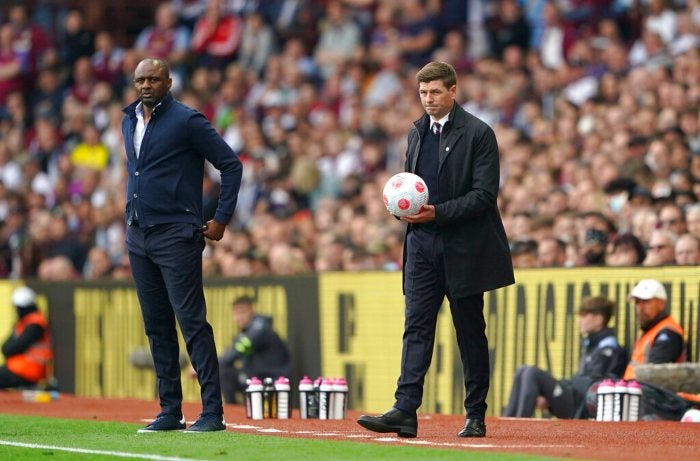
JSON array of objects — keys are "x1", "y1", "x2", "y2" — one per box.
[
  {"x1": 0, "y1": 366, "x2": 35, "y2": 389},
  {"x1": 503, "y1": 365, "x2": 576, "y2": 418},
  {"x1": 127, "y1": 222, "x2": 222, "y2": 417},
  {"x1": 395, "y1": 228, "x2": 489, "y2": 420}
]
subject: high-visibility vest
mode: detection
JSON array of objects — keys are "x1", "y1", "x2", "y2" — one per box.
[
  {"x1": 623, "y1": 316, "x2": 685, "y2": 380},
  {"x1": 5, "y1": 311, "x2": 53, "y2": 382}
]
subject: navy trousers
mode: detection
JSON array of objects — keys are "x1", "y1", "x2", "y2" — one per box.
[
  {"x1": 396, "y1": 227, "x2": 489, "y2": 419},
  {"x1": 503, "y1": 366, "x2": 576, "y2": 418},
  {"x1": 126, "y1": 222, "x2": 222, "y2": 417}
]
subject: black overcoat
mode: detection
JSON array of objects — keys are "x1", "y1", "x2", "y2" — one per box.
[{"x1": 403, "y1": 103, "x2": 515, "y2": 297}]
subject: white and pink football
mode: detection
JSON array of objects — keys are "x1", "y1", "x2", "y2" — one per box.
[{"x1": 382, "y1": 172, "x2": 429, "y2": 217}]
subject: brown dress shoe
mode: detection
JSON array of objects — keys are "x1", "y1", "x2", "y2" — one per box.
[
  {"x1": 357, "y1": 408, "x2": 418, "y2": 438},
  {"x1": 458, "y1": 418, "x2": 486, "y2": 437}
]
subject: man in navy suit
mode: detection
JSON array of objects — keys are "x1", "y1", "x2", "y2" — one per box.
[
  {"x1": 122, "y1": 58, "x2": 242, "y2": 433},
  {"x1": 358, "y1": 61, "x2": 514, "y2": 438}
]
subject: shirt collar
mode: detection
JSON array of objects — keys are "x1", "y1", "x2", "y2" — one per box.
[{"x1": 430, "y1": 113, "x2": 449, "y2": 128}]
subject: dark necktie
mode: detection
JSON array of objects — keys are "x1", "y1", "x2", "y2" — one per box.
[{"x1": 432, "y1": 121, "x2": 441, "y2": 136}]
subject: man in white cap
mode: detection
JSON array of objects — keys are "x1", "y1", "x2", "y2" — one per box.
[
  {"x1": 623, "y1": 279, "x2": 685, "y2": 380},
  {"x1": 0, "y1": 287, "x2": 53, "y2": 389}
]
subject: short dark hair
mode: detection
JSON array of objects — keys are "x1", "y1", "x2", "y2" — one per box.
[
  {"x1": 232, "y1": 295, "x2": 255, "y2": 307},
  {"x1": 578, "y1": 296, "x2": 615, "y2": 325},
  {"x1": 416, "y1": 61, "x2": 457, "y2": 88}
]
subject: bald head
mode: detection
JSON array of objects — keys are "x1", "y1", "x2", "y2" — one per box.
[{"x1": 133, "y1": 58, "x2": 172, "y2": 108}]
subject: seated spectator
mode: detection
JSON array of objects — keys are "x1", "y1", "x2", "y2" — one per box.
[
  {"x1": 580, "y1": 228, "x2": 608, "y2": 266},
  {"x1": 685, "y1": 204, "x2": 700, "y2": 239},
  {"x1": 536, "y1": 236, "x2": 567, "y2": 267},
  {"x1": 0, "y1": 287, "x2": 53, "y2": 390},
  {"x1": 657, "y1": 203, "x2": 687, "y2": 236},
  {"x1": 623, "y1": 279, "x2": 686, "y2": 380},
  {"x1": 503, "y1": 296, "x2": 626, "y2": 419},
  {"x1": 605, "y1": 233, "x2": 646, "y2": 266},
  {"x1": 216, "y1": 296, "x2": 292, "y2": 404},
  {"x1": 510, "y1": 239, "x2": 538, "y2": 268},
  {"x1": 643, "y1": 229, "x2": 678, "y2": 266},
  {"x1": 83, "y1": 246, "x2": 113, "y2": 279},
  {"x1": 674, "y1": 233, "x2": 699, "y2": 265}
]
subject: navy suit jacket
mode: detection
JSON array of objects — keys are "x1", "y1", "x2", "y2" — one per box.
[{"x1": 122, "y1": 93, "x2": 242, "y2": 227}]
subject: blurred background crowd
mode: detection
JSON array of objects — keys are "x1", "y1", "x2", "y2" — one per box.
[{"x1": 0, "y1": 0, "x2": 698, "y2": 282}]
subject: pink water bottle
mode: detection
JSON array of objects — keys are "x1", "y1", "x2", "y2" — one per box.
[{"x1": 246, "y1": 377, "x2": 264, "y2": 420}]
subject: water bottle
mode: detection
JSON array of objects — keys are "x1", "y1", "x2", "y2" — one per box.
[
  {"x1": 332, "y1": 377, "x2": 349, "y2": 420},
  {"x1": 246, "y1": 377, "x2": 264, "y2": 420},
  {"x1": 318, "y1": 378, "x2": 333, "y2": 420},
  {"x1": 613, "y1": 380, "x2": 628, "y2": 421},
  {"x1": 262, "y1": 377, "x2": 276, "y2": 418},
  {"x1": 298, "y1": 376, "x2": 314, "y2": 419},
  {"x1": 275, "y1": 376, "x2": 291, "y2": 419},
  {"x1": 627, "y1": 380, "x2": 642, "y2": 422},
  {"x1": 596, "y1": 379, "x2": 615, "y2": 422},
  {"x1": 307, "y1": 377, "x2": 322, "y2": 419},
  {"x1": 328, "y1": 378, "x2": 337, "y2": 419}
]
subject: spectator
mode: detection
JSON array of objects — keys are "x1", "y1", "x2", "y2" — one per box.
[
  {"x1": 134, "y1": 2, "x2": 190, "y2": 86},
  {"x1": 5, "y1": 4, "x2": 53, "y2": 83},
  {"x1": 538, "y1": 1, "x2": 576, "y2": 69},
  {"x1": 537, "y1": 236, "x2": 567, "y2": 267},
  {"x1": 69, "y1": 122, "x2": 110, "y2": 171},
  {"x1": 487, "y1": 0, "x2": 531, "y2": 60},
  {"x1": 58, "y1": 9, "x2": 94, "y2": 69},
  {"x1": 674, "y1": 233, "x2": 700, "y2": 265},
  {"x1": 685, "y1": 204, "x2": 700, "y2": 239},
  {"x1": 83, "y1": 246, "x2": 113, "y2": 279},
  {"x1": 580, "y1": 228, "x2": 608, "y2": 266},
  {"x1": 236, "y1": 11, "x2": 277, "y2": 77},
  {"x1": 606, "y1": 233, "x2": 646, "y2": 266},
  {"x1": 27, "y1": 67, "x2": 65, "y2": 123},
  {"x1": 503, "y1": 296, "x2": 627, "y2": 419},
  {"x1": 511, "y1": 239, "x2": 539, "y2": 268},
  {"x1": 216, "y1": 295, "x2": 292, "y2": 404},
  {"x1": 313, "y1": 1, "x2": 362, "y2": 78},
  {"x1": 643, "y1": 229, "x2": 678, "y2": 266},
  {"x1": 396, "y1": 0, "x2": 438, "y2": 68},
  {"x1": 0, "y1": 287, "x2": 53, "y2": 390},
  {"x1": 623, "y1": 279, "x2": 685, "y2": 380},
  {"x1": 190, "y1": 0, "x2": 242, "y2": 69},
  {"x1": 0, "y1": 23, "x2": 25, "y2": 106},
  {"x1": 657, "y1": 203, "x2": 687, "y2": 236},
  {"x1": 90, "y1": 31, "x2": 125, "y2": 89}
]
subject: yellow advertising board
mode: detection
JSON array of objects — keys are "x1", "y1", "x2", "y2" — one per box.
[{"x1": 319, "y1": 267, "x2": 698, "y2": 416}]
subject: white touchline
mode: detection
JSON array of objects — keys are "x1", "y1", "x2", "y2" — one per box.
[{"x1": 0, "y1": 440, "x2": 206, "y2": 461}]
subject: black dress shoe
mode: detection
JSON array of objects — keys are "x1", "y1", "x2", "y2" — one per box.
[
  {"x1": 357, "y1": 408, "x2": 418, "y2": 438},
  {"x1": 458, "y1": 418, "x2": 486, "y2": 437}
]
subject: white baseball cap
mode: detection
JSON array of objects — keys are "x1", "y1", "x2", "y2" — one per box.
[
  {"x1": 627, "y1": 279, "x2": 667, "y2": 301},
  {"x1": 12, "y1": 286, "x2": 37, "y2": 308}
]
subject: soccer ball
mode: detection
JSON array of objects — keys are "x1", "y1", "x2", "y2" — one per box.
[
  {"x1": 681, "y1": 408, "x2": 700, "y2": 423},
  {"x1": 382, "y1": 172, "x2": 429, "y2": 217}
]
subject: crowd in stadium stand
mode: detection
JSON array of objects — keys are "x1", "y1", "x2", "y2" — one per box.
[{"x1": 0, "y1": 0, "x2": 698, "y2": 281}]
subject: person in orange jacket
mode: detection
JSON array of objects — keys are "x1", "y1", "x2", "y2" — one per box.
[
  {"x1": 0, "y1": 286, "x2": 53, "y2": 389},
  {"x1": 623, "y1": 279, "x2": 685, "y2": 380}
]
